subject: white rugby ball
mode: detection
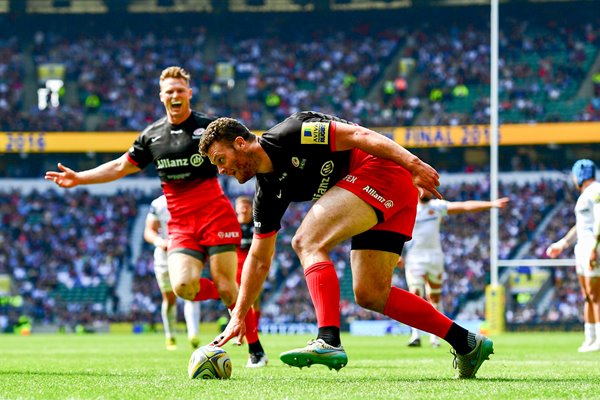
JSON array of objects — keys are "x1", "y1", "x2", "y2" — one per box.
[{"x1": 188, "y1": 345, "x2": 232, "y2": 380}]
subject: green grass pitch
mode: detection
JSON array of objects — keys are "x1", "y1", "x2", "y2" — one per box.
[{"x1": 2, "y1": 331, "x2": 600, "y2": 399}]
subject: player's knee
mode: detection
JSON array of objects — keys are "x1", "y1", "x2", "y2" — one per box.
[
  {"x1": 172, "y1": 280, "x2": 198, "y2": 301},
  {"x1": 165, "y1": 293, "x2": 177, "y2": 307},
  {"x1": 291, "y1": 232, "x2": 309, "y2": 256},
  {"x1": 587, "y1": 293, "x2": 599, "y2": 304},
  {"x1": 409, "y1": 285, "x2": 425, "y2": 298},
  {"x1": 291, "y1": 231, "x2": 324, "y2": 259},
  {"x1": 427, "y1": 288, "x2": 441, "y2": 302},
  {"x1": 353, "y1": 286, "x2": 383, "y2": 311}
]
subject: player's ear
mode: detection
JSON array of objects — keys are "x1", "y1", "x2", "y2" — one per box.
[{"x1": 233, "y1": 136, "x2": 246, "y2": 149}]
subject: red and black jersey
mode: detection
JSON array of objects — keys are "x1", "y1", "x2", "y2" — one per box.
[
  {"x1": 254, "y1": 111, "x2": 353, "y2": 235},
  {"x1": 127, "y1": 110, "x2": 225, "y2": 218},
  {"x1": 127, "y1": 110, "x2": 217, "y2": 182}
]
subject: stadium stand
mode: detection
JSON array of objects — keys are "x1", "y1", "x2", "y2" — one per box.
[
  {"x1": 262, "y1": 176, "x2": 573, "y2": 325},
  {"x1": 0, "y1": 188, "x2": 145, "y2": 332},
  {"x1": 1, "y1": 2, "x2": 598, "y2": 131},
  {"x1": 0, "y1": 0, "x2": 599, "y2": 334},
  {"x1": 0, "y1": 172, "x2": 581, "y2": 332}
]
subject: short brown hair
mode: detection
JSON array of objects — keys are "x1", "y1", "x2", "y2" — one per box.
[
  {"x1": 160, "y1": 66, "x2": 190, "y2": 86},
  {"x1": 199, "y1": 117, "x2": 255, "y2": 156}
]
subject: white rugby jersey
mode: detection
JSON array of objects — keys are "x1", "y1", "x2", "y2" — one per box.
[
  {"x1": 575, "y1": 181, "x2": 600, "y2": 242},
  {"x1": 148, "y1": 195, "x2": 170, "y2": 264},
  {"x1": 405, "y1": 199, "x2": 449, "y2": 253}
]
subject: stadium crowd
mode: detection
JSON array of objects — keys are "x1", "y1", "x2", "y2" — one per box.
[
  {"x1": 1, "y1": 5, "x2": 598, "y2": 133},
  {"x1": 0, "y1": 188, "x2": 141, "y2": 332},
  {"x1": 0, "y1": 173, "x2": 581, "y2": 332},
  {"x1": 407, "y1": 17, "x2": 598, "y2": 126},
  {"x1": 511, "y1": 186, "x2": 581, "y2": 325},
  {"x1": 259, "y1": 178, "x2": 571, "y2": 325},
  {"x1": 1, "y1": 3, "x2": 598, "y2": 333}
]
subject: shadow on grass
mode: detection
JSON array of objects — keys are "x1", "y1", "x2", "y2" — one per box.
[
  {"x1": 0, "y1": 369, "x2": 148, "y2": 378},
  {"x1": 342, "y1": 375, "x2": 600, "y2": 383}
]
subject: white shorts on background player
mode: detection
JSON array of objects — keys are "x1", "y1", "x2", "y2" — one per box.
[
  {"x1": 574, "y1": 181, "x2": 600, "y2": 277},
  {"x1": 575, "y1": 238, "x2": 600, "y2": 278},
  {"x1": 153, "y1": 246, "x2": 173, "y2": 292},
  {"x1": 405, "y1": 251, "x2": 444, "y2": 288}
]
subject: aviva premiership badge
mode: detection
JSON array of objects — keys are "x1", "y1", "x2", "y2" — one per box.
[{"x1": 301, "y1": 122, "x2": 329, "y2": 145}]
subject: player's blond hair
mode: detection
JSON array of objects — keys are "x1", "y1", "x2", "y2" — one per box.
[{"x1": 160, "y1": 66, "x2": 191, "y2": 86}]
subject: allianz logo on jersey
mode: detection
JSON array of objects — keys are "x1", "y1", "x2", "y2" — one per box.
[
  {"x1": 217, "y1": 231, "x2": 240, "y2": 239},
  {"x1": 156, "y1": 154, "x2": 204, "y2": 169},
  {"x1": 311, "y1": 160, "x2": 335, "y2": 200},
  {"x1": 363, "y1": 185, "x2": 394, "y2": 208},
  {"x1": 312, "y1": 177, "x2": 330, "y2": 201}
]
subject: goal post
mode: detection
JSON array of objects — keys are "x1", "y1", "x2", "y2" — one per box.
[
  {"x1": 484, "y1": 258, "x2": 576, "y2": 334},
  {"x1": 484, "y1": 284, "x2": 505, "y2": 335}
]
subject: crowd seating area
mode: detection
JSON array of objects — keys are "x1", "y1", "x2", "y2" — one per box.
[
  {"x1": 211, "y1": 24, "x2": 406, "y2": 129},
  {"x1": 21, "y1": 16, "x2": 406, "y2": 130},
  {"x1": 1, "y1": 3, "x2": 598, "y2": 333},
  {"x1": 0, "y1": 188, "x2": 144, "y2": 332},
  {"x1": 0, "y1": 171, "x2": 590, "y2": 332},
  {"x1": 407, "y1": 15, "x2": 598, "y2": 126},
  {"x1": 0, "y1": 35, "x2": 26, "y2": 131},
  {"x1": 2, "y1": 5, "x2": 599, "y2": 133},
  {"x1": 259, "y1": 177, "x2": 570, "y2": 324},
  {"x1": 510, "y1": 186, "x2": 581, "y2": 324},
  {"x1": 580, "y1": 74, "x2": 600, "y2": 122}
]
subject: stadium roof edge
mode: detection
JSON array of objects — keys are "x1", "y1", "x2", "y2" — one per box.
[{"x1": 1, "y1": 0, "x2": 594, "y2": 15}]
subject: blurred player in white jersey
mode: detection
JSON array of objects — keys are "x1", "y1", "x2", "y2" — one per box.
[
  {"x1": 546, "y1": 159, "x2": 600, "y2": 352},
  {"x1": 144, "y1": 195, "x2": 201, "y2": 350},
  {"x1": 400, "y1": 194, "x2": 509, "y2": 347}
]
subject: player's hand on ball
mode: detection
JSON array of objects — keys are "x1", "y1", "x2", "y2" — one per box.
[{"x1": 212, "y1": 314, "x2": 246, "y2": 347}]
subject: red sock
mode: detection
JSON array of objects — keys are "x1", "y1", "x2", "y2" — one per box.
[
  {"x1": 304, "y1": 261, "x2": 340, "y2": 327},
  {"x1": 254, "y1": 310, "x2": 261, "y2": 329},
  {"x1": 383, "y1": 287, "x2": 453, "y2": 338},
  {"x1": 193, "y1": 278, "x2": 221, "y2": 301},
  {"x1": 229, "y1": 304, "x2": 259, "y2": 344}
]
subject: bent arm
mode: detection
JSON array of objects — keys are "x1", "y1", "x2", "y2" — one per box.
[
  {"x1": 143, "y1": 216, "x2": 166, "y2": 250},
  {"x1": 45, "y1": 153, "x2": 140, "y2": 188},
  {"x1": 546, "y1": 225, "x2": 577, "y2": 258},
  {"x1": 559, "y1": 225, "x2": 578, "y2": 248},
  {"x1": 333, "y1": 122, "x2": 441, "y2": 199}
]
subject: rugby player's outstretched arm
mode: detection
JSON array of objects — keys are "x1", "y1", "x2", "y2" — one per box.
[
  {"x1": 447, "y1": 197, "x2": 510, "y2": 215},
  {"x1": 45, "y1": 153, "x2": 141, "y2": 188},
  {"x1": 333, "y1": 122, "x2": 441, "y2": 199},
  {"x1": 213, "y1": 233, "x2": 277, "y2": 347}
]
